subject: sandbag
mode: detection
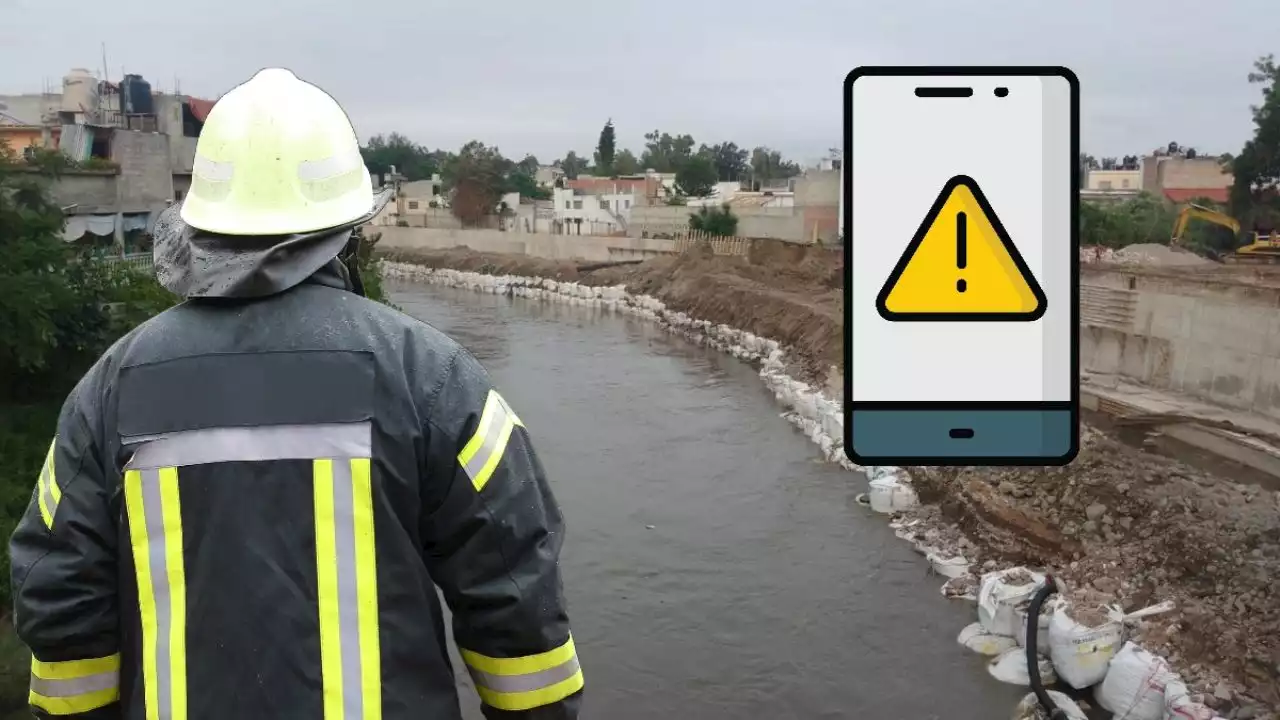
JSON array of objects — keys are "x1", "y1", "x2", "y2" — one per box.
[
  {"x1": 987, "y1": 647, "x2": 1058, "y2": 687},
  {"x1": 1011, "y1": 690, "x2": 1088, "y2": 720},
  {"x1": 927, "y1": 552, "x2": 970, "y2": 579},
  {"x1": 978, "y1": 568, "x2": 1046, "y2": 637},
  {"x1": 957, "y1": 621, "x2": 1018, "y2": 656},
  {"x1": 1095, "y1": 642, "x2": 1179, "y2": 720},
  {"x1": 1016, "y1": 596, "x2": 1063, "y2": 657},
  {"x1": 1048, "y1": 604, "x2": 1123, "y2": 689},
  {"x1": 868, "y1": 473, "x2": 918, "y2": 514},
  {"x1": 1164, "y1": 681, "x2": 1215, "y2": 720}
]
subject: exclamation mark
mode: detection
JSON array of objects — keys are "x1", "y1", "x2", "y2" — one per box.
[{"x1": 955, "y1": 211, "x2": 968, "y2": 293}]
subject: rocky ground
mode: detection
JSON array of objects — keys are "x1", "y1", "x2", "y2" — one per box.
[{"x1": 379, "y1": 240, "x2": 1280, "y2": 716}]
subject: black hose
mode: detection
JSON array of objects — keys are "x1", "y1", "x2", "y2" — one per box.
[{"x1": 1025, "y1": 575, "x2": 1069, "y2": 719}]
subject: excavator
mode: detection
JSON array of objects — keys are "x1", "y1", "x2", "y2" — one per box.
[{"x1": 1169, "y1": 203, "x2": 1280, "y2": 263}]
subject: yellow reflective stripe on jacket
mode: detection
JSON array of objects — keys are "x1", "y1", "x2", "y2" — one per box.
[
  {"x1": 29, "y1": 653, "x2": 120, "y2": 715},
  {"x1": 460, "y1": 636, "x2": 583, "y2": 712},
  {"x1": 36, "y1": 437, "x2": 61, "y2": 529},
  {"x1": 314, "y1": 457, "x2": 381, "y2": 720},
  {"x1": 125, "y1": 467, "x2": 187, "y2": 720},
  {"x1": 457, "y1": 390, "x2": 524, "y2": 492}
]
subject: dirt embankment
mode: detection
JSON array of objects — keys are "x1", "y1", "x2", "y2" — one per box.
[
  {"x1": 382, "y1": 242, "x2": 845, "y2": 385},
  {"x1": 380, "y1": 242, "x2": 1280, "y2": 713}
]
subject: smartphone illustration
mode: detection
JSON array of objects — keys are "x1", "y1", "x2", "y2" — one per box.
[{"x1": 843, "y1": 67, "x2": 1079, "y2": 466}]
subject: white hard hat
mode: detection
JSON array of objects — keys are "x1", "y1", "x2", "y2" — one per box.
[{"x1": 180, "y1": 68, "x2": 374, "y2": 235}]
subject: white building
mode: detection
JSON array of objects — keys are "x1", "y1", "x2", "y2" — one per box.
[{"x1": 552, "y1": 186, "x2": 636, "y2": 235}]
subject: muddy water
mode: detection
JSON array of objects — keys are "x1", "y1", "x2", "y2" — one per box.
[{"x1": 390, "y1": 280, "x2": 1025, "y2": 720}]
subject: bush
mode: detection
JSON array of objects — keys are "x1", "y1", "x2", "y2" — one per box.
[
  {"x1": 0, "y1": 147, "x2": 176, "y2": 711},
  {"x1": 688, "y1": 203, "x2": 739, "y2": 237},
  {"x1": 1080, "y1": 192, "x2": 1238, "y2": 255}
]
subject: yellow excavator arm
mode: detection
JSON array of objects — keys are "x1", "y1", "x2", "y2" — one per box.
[{"x1": 1170, "y1": 203, "x2": 1241, "y2": 248}]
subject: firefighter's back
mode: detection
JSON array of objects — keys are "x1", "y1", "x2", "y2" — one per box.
[{"x1": 110, "y1": 281, "x2": 463, "y2": 719}]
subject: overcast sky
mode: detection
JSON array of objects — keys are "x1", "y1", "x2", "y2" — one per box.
[{"x1": 2, "y1": 0, "x2": 1275, "y2": 165}]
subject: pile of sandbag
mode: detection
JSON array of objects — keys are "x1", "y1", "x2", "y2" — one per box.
[
  {"x1": 860, "y1": 466, "x2": 919, "y2": 515},
  {"x1": 946, "y1": 567, "x2": 1208, "y2": 720}
]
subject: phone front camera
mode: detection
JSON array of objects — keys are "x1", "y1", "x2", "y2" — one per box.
[{"x1": 994, "y1": 87, "x2": 1009, "y2": 97}]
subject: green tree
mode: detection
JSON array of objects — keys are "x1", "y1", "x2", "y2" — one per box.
[
  {"x1": 748, "y1": 146, "x2": 800, "y2": 188},
  {"x1": 446, "y1": 141, "x2": 511, "y2": 226},
  {"x1": 640, "y1": 130, "x2": 696, "y2": 173},
  {"x1": 700, "y1": 142, "x2": 749, "y2": 181},
  {"x1": 675, "y1": 155, "x2": 718, "y2": 197},
  {"x1": 594, "y1": 119, "x2": 616, "y2": 175},
  {"x1": 557, "y1": 151, "x2": 588, "y2": 180},
  {"x1": 1231, "y1": 54, "x2": 1280, "y2": 231},
  {"x1": 360, "y1": 133, "x2": 439, "y2": 181},
  {"x1": 688, "y1": 204, "x2": 738, "y2": 236},
  {"x1": 613, "y1": 149, "x2": 640, "y2": 175}
]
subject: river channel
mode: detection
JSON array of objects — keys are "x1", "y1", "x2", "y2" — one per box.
[{"x1": 389, "y1": 280, "x2": 1025, "y2": 720}]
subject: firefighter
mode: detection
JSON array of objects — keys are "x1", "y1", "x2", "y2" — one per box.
[{"x1": 9, "y1": 68, "x2": 582, "y2": 720}]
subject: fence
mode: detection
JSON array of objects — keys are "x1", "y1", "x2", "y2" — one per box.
[
  {"x1": 673, "y1": 231, "x2": 750, "y2": 257},
  {"x1": 96, "y1": 252, "x2": 153, "y2": 272}
]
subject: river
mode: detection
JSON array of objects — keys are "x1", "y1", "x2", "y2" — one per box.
[{"x1": 390, "y1": 280, "x2": 1026, "y2": 720}]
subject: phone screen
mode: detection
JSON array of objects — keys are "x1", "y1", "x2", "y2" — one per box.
[{"x1": 844, "y1": 68, "x2": 1078, "y2": 465}]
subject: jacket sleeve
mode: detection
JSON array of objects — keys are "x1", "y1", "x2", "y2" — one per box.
[
  {"x1": 9, "y1": 373, "x2": 122, "y2": 720},
  {"x1": 420, "y1": 348, "x2": 582, "y2": 720}
]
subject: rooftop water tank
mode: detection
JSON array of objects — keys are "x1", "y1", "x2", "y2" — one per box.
[
  {"x1": 121, "y1": 74, "x2": 154, "y2": 116},
  {"x1": 61, "y1": 68, "x2": 100, "y2": 113}
]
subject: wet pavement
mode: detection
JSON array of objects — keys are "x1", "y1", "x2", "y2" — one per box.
[{"x1": 390, "y1": 280, "x2": 1025, "y2": 720}]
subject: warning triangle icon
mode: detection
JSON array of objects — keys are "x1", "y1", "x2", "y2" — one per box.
[{"x1": 876, "y1": 175, "x2": 1046, "y2": 322}]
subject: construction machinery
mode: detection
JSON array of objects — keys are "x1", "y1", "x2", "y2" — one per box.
[{"x1": 1169, "y1": 203, "x2": 1280, "y2": 263}]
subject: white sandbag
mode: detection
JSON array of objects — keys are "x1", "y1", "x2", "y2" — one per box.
[
  {"x1": 1048, "y1": 604, "x2": 1124, "y2": 689},
  {"x1": 978, "y1": 568, "x2": 1046, "y2": 637},
  {"x1": 958, "y1": 621, "x2": 1019, "y2": 656},
  {"x1": 927, "y1": 552, "x2": 970, "y2": 579},
  {"x1": 1096, "y1": 642, "x2": 1179, "y2": 720},
  {"x1": 1012, "y1": 690, "x2": 1088, "y2": 720},
  {"x1": 1015, "y1": 596, "x2": 1062, "y2": 656},
  {"x1": 1163, "y1": 680, "x2": 1215, "y2": 720},
  {"x1": 867, "y1": 473, "x2": 918, "y2": 514},
  {"x1": 987, "y1": 647, "x2": 1058, "y2": 687}
]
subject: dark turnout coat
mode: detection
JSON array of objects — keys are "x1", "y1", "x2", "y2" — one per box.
[{"x1": 9, "y1": 199, "x2": 582, "y2": 720}]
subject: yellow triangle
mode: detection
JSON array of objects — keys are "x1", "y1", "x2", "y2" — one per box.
[{"x1": 877, "y1": 175, "x2": 1046, "y2": 321}]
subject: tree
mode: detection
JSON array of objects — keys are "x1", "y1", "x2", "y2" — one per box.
[
  {"x1": 748, "y1": 146, "x2": 800, "y2": 188},
  {"x1": 613, "y1": 149, "x2": 640, "y2": 175},
  {"x1": 700, "y1": 142, "x2": 749, "y2": 181},
  {"x1": 688, "y1": 204, "x2": 738, "y2": 237},
  {"x1": 360, "y1": 133, "x2": 440, "y2": 181},
  {"x1": 594, "y1": 119, "x2": 616, "y2": 176},
  {"x1": 446, "y1": 141, "x2": 511, "y2": 226},
  {"x1": 1231, "y1": 54, "x2": 1280, "y2": 230},
  {"x1": 675, "y1": 155, "x2": 718, "y2": 197},
  {"x1": 558, "y1": 151, "x2": 588, "y2": 180},
  {"x1": 640, "y1": 130, "x2": 696, "y2": 173}
]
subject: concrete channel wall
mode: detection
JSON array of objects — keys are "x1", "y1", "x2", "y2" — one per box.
[
  {"x1": 1081, "y1": 267, "x2": 1280, "y2": 421},
  {"x1": 373, "y1": 226, "x2": 678, "y2": 262}
]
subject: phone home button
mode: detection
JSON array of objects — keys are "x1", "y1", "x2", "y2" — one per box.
[{"x1": 948, "y1": 428, "x2": 975, "y2": 439}]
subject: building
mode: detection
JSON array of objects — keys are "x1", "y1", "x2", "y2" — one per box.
[
  {"x1": 1141, "y1": 155, "x2": 1232, "y2": 205},
  {"x1": 1085, "y1": 169, "x2": 1141, "y2": 192},
  {"x1": 535, "y1": 165, "x2": 564, "y2": 188},
  {"x1": 0, "y1": 68, "x2": 215, "y2": 251},
  {"x1": 552, "y1": 185, "x2": 636, "y2": 235}
]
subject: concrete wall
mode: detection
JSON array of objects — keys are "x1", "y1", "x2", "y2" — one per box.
[
  {"x1": 110, "y1": 129, "x2": 174, "y2": 213},
  {"x1": 628, "y1": 205, "x2": 805, "y2": 241},
  {"x1": 45, "y1": 171, "x2": 120, "y2": 213},
  {"x1": 1142, "y1": 156, "x2": 1233, "y2": 193},
  {"x1": 1081, "y1": 267, "x2": 1280, "y2": 421},
  {"x1": 374, "y1": 226, "x2": 677, "y2": 262},
  {"x1": 0, "y1": 93, "x2": 58, "y2": 125}
]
